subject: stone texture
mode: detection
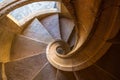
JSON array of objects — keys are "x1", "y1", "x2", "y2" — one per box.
[
  {"x1": 11, "y1": 35, "x2": 47, "y2": 61},
  {"x1": 96, "y1": 44, "x2": 120, "y2": 79},
  {"x1": 41, "y1": 14, "x2": 61, "y2": 39},
  {"x1": 0, "y1": 30, "x2": 15, "y2": 62},
  {"x1": 60, "y1": 17, "x2": 75, "y2": 42},
  {"x1": 5, "y1": 53, "x2": 48, "y2": 80},
  {"x1": 33, "y1": 63, "x2": 57, "y2": 80},
  {"x1": 75, "y1": 65, "x2": 116, "y2": 80},
  {"x1": 68, "y1": 28, "x2": 76, "y2": 47},
  {"x1": 23, "y1": 18, "x2": 54, "y2": 44},
  {"x1": 56, "y1": 70, "x2": 76, "y2": 80}
]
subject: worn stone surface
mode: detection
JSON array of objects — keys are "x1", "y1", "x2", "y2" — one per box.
[
  {"x1": 68, "y1": 28, "x2": 76, "y2": 47},
  {"x1": 96, "y1": 43, "x2": 120, "y2": 79},
  {"x1": 75, "y1": 65, "x2": 116, "y2": 80},
  {"x1": 23, "y1": 18, "x2": 54, "y2": 44},
  {"x1": 0, "y1": 30, "x2": 15, "y2": 62},
  {"x1": 56, "y1": 70, "x2": 76, "y2": 80},
  {"x1": 0, "y1": 16, "x2": 21, "y2": 33},
  {"x1": 5, "y1": 53, "x2": 48, "y2": 80},
  {"x1": 62, "y1": 0, "x2": 76, "y2": 18},
  {"x1": 33, "y1": 63, "x2": 57, "y2": 80},
  {"x1": 60, "y1": 17, "x2": 75, "y2": 42},
  {"x1": 10, "y1": 35, "x2": 47, "y2": 61},
  {"x1": 41, "y1": 14, "x2": 61, "y2": 39}
]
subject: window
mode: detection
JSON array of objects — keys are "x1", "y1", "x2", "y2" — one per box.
[
  {"x1": 0, "y1": 0, "x2": 3, "y2": 2},
  {"x1": 7, "y1": 1, "x2": 60, "y2": 26}
]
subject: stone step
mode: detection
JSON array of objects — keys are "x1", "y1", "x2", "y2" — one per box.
[
  {"x1": 60, "y1": 17, "x2": 75, "y2": 42},
  {"x1": 23, "y1": 18, "x2": 54, "y2": 44},
  {"x1": 41, "y1": 14, "x2": 61, "y2": 40},
  {"x1": 10, "y1": 35, "x2": 47, "y2": 61},
  {"x1": 5, "y1": 53, "x2": 47, "y2": 80}
]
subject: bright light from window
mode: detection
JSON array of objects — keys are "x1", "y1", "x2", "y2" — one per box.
[
  {"x1": 0, "y1": 0, "x2": 3, "y2": 2},
  {"x1": 9, "y1": 1, "x2": 59, "y2": 21}
]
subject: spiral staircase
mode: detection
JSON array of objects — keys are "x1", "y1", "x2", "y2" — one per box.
[{"x1": 0, "y1": 0, "x2": 120, "y2": 80}]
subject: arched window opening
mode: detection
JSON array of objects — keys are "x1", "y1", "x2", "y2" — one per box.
[{"x1": 7, "y1": 1, "x2": 61, "y2": 26}]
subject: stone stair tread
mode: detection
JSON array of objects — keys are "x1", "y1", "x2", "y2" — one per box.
[
  {"x1": 10, "y1": 35, "x2": 47, "y2": 61},
  {"x1": 5, "y1": 53, "x2": 47, "y2": 80},
  {"x1": 56, "y1": 70, "x2": 76, "y2": 80},
  {"x1": 41, "y1": 14, "x2": 61, "y2": 40},
  {"x1": 60, "y1": 17, "x2": 75, "y2": 42},
  {"x1": 33, "y1": 63, "x2": 57, "y2": 80},
  {"x1": 23, "y1": 18, "x2": 54, "y2": 44}
]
